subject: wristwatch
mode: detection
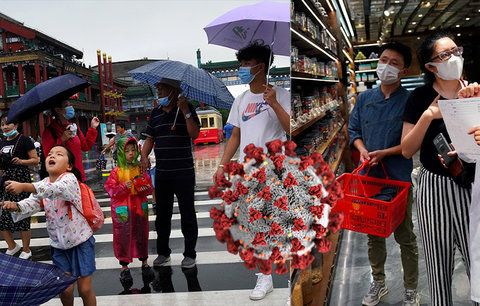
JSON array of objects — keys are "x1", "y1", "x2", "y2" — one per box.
[{"x1": 184, "y1": 112, "x2": 192, "y2": 119}]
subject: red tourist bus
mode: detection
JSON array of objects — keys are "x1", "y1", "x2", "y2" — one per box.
[{"x1": 194, "y1": 107, "x2": 224, "y2": 145}]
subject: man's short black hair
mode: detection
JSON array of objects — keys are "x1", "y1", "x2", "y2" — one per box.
[
  {"x1": 380, "y1": 41, "x2": 412, "y2": 68},
  {"x1": 116, "y1": 122, "x2": 126, "y2": 129},
  {"x1": 236, "y1": 42, "x2": 274, "y2": 72}
]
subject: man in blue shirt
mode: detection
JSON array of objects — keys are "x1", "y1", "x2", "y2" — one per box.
[{"x1": 348, "y1": 42, "x2": 419, "y2": 306}]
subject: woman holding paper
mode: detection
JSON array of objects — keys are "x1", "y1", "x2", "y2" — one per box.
[
  {"x1": 459, "y1": 82, "x2": 480, "y2": 304},
  {"x1": 401, "y1": 32, "x2": 478, "y2": 305}
]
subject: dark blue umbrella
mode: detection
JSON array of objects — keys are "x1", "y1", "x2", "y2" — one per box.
[
  {"x1": 129, "y1": 60, "x2": 234, "y2": 110},
  {"x1": 7, "y1": 74, "x2": 90, "y2": 124},
  {"x1": 0, "y1": 253, "x2": 77, "y2": 305}
]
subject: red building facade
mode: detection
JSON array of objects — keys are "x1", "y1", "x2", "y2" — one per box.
[{"x1": 0, "y1": 13, "x2": 124, "y2": 137}]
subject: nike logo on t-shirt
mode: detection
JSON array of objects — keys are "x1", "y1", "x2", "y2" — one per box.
[{"x1": 241, "y1": 102, "x2": 269, "y2": 122}]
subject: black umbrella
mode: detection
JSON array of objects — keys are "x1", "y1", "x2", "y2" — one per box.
[{"x1": 7, "y1": 74, "x2": 90, "y2": 124}]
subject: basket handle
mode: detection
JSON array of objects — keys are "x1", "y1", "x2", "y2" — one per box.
[
  {"x1": 343, "y1": 160, "x2": 370, "y2": 198},
  {"x1": 362, "y1": 160, "x2": 390, "y2": 179}
]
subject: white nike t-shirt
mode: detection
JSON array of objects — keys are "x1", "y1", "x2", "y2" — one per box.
[{"x1": 227, "y1": 86, "x2": 291, "y2": 161}]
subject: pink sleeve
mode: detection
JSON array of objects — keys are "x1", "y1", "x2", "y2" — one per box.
[{"x1": 104, "y1": 168, "x2": 130, "y2": 200}]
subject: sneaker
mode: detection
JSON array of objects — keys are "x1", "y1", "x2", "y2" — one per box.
[
  {"x1": 5, "y1": 243, "x2": 21, "y2": 256},
  {"x1": 362, "y1": 280, "x2": 388, "y2": 306},
  {"x1": 19, "y1": 251, "x2": 32, "y2": 260},
  {"x1": 153, "y1": 255, "x2": 171, "y2": 267},
  {"x1": 403, "y1": 289, "x2": 420, "y2": 306},
  {"x1": 249, "y1": 273, "x2": 273, "y2": 301},
  {"x1": 181, "y1": 257, "x2": 196, "y2": 269}
]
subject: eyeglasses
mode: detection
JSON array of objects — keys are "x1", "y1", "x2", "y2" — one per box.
[{"x1": 430, "y1": 46, "x2": 463, "y2": 62}]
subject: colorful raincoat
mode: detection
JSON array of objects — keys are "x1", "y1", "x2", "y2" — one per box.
[{"x1": 104, "y1": 137, "x2": 151, "y2": 263}]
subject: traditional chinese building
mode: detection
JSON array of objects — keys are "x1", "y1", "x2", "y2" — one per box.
[
  {"x1": 0, "y1": 13, "x2": 125, "y2": 137},
  {"x1": 92, "y1": 58, "x2": 161, "y2": 133}
]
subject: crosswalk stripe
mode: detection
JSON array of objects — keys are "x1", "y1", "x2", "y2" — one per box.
[
  {"x1": 30, "y1": 212, "x2": 212, "y2": 229},
  {"x1": 31, "y1": 199, "x2": 222, "y2": 217},
  {"x1": 42, "y1": 289, "x2": 290, "y2": 306},
  {"x1": 0, "y1": 228, "x2": 215, "y2": 249},
  {"x1": 95, "y1": 190, "x2": 210, "y2": 199},
  {"x1": 39, "y1": 251, "x2": 242, "y2": 269}
]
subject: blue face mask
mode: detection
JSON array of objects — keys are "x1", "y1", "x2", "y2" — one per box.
[
  {"x1": 64, "y1": 106, "x2": 75, "y2": 120},
  {"x1": 238, "y1": 64, "x2": 261, "y2": 84},
  {"x1": 158, "y1": 92, "x2": 173, "y2": 107},
  {"x1": 3, "y1": 129, "x2": 18, "y2": 138}
]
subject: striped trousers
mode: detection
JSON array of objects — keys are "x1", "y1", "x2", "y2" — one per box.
[{"x1": 417, "y1": 167, "x2": 479, "y2": 306}]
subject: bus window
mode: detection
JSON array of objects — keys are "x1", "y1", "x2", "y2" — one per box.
[
  {"x1": 209, "y1": 117, "x2": 215, "y2": 128},
  {"x1": 201, "y1": 117, "x2": 209, "y2": 128}
]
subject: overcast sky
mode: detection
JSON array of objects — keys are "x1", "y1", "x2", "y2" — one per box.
[{"x1": 0, "y1": 0, "x2": 289, "y2": 68}]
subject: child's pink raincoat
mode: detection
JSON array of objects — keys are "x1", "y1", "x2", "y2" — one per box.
[{"x1": 104, "y1": 138, "x2": 151, "y2": 263}]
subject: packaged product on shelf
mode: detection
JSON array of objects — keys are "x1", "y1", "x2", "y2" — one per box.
[
  {"x1": 355, "y1": 51, "x2": 366, "y2": 60},
  {"x1": 300, "y1": 12, "x2": 307, "y2": 32},
  {"x1": 292, "y1": 93, "x2": 302, "y2": 120},
  {"x1": 307, "y1": 18, "x2": 315, "y2": 39},
  {"x1": 311, "y1": 57, "x2": 319, "y2": 76},
  {"x1": 355, "y1": 73, "x2": 361, "y2": 82},
  {"x1": 297, "y1": 55, "x2": 306, "y2": 72},
  {"x1": 318, "y1": 62, "x2": 326, "y2": 77},
  {"x1": 291, "y1": 46, "x2": 298, "y2": 65},
  {"x1": 302, "y1": 96, "x2": 315, "y2": 114}
]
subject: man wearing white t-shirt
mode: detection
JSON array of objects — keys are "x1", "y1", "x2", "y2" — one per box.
[{"x1": 213, "y1": 43, "x2": 291, "y2": 301}]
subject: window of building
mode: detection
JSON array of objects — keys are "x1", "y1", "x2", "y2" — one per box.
[
  {"x1": 6, "y1": 37, "x2": 21, "y2": 43},
  {"x1": 201, "y1": 118, "x2": 209, "y2": 128}
]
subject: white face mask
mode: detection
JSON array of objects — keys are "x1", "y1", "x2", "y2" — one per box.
[
  {"x1": 428, "y1": 55, "x2": 464, "y2": 81},
  {"x1": 376, "y1": 63, "x2": 401, "y2": 85}
]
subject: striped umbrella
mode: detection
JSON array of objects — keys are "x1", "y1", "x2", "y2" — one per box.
[{"x1": 129, "y1": 60, "x2": 234, "y2": 110}]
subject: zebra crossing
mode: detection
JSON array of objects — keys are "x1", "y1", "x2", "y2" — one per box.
[{"x1": 1, "y1": 188, "x2": 289, "y2": 305}]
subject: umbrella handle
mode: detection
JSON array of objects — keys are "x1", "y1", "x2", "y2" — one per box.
[
  {"x1": 266, "y1": 22, "x2": 277, "y2": 83},
  {"x1": 171, "y1": 107, "x2": 180, "y2": 131}
]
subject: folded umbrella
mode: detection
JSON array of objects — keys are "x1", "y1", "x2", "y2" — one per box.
[
  {"x1": 7, "y1": 74, "x2": 90, "y2": 124},
  {"x1": 0, "y1": 253, "x2": 77, "y2": 305}
]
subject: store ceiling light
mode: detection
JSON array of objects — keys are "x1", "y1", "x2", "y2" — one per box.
[
  {"x1": 408, "y1": 30, "x2": 413, "y2": 33},
  {"x1": 334, "y1": 0, "x2": 355, "y2": 37},
  {"x1": 325, "y1": 0, "x2": 334, "y2": 12},
  {"x1": 340, "y1": 26, "x2": 353, "y2": 49},
  {"x1": 431, "y1": 26, "x2": 436, "y2": 30},
  {"x1": 384, "y1": 10, "x2": 391, "y2": 17},
  {"x1": 456, "y1": 24, "x2": 460, "y2": 27},
  {"x1": 457, "y1": 33, "x2": 461, "y2": 36},
  {"x1": 466, "y1": 17, "x2": 470, "y2": 21},
  {"x1": 395, "y1": 0, "x2": 400, "y2": 3},
  {"x1": 342, "y1": 49, "x2": 354, "y2": 63},
  {"x1": 417, "y1": 37, "x2": 421, "y2": 40},
  {"x1": 418, "y1": 14, "x2": 423, "y2": 17},
  {"x1": 412, "y1": 21, "x2": 417, "y2": 25}
]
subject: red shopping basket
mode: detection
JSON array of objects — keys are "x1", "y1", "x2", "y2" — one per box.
[{"x1": 332, "y1": 161, "x2": 411, "y2": 238}]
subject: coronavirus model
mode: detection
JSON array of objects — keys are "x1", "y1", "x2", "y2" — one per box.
[{"x1": 209, "y1": 139, "x2": 344, "y2": 275}]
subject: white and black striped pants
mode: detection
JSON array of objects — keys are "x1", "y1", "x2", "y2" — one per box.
[{"x1": 417, "y1": 167, "x2": 479, "y2": 305}]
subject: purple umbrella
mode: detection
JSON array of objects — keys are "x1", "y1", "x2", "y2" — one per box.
[{"x1": 203, "y1": 1, "x2": 290, "y2": 56}]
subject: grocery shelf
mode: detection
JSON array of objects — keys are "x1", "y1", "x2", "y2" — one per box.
[{"x1": 355, "y1": 58, "x2": 379, "y2": 63}]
